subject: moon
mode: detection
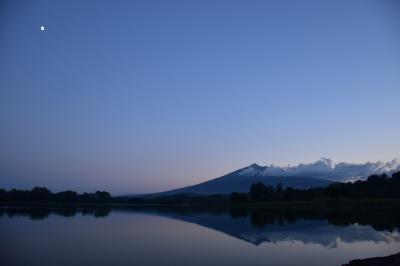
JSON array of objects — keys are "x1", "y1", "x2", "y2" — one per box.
[{"x1": 40, "y1": 26, "x2": 45, "y2": 31}]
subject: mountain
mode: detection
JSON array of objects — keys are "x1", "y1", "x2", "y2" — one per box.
[
  {"x1": 154, "y1": 163, "x2": 334, "y2": 196},
  {"x1": 151, "y1": 158, "x2": 400, "y2": 196}
]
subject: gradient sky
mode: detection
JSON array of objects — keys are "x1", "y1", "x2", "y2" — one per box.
[{"x1": 1, "y1": 0, "x2": 399, "y2": 194}]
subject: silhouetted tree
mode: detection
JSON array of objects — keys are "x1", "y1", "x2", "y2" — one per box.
[
  {"x1": 30, "y1": 187, "x2": 51, "y2": 201},
  {"x1": 95, "y1": 191, "x2": 111, "y2": 202},
  {"x1": 81, "y1": 192, "x2": 95, "y2": 202},
  {"x1": 283, "y1": 187, "x2": 295, "y2": 201},
  {"x1": 367, "y1": 173, "x2": 389, "y2": 185},
  {"x1": 250, "y1": 182, "x2": 275, "y2": 201},
  {"x1": 275, "y1": 183, "x2": 283, "y2": 199},
  {"x1": 229, "y1": 192, "x2": 248, "y2": 203},
  {"x1": 234, "y1": 171, "x2": 400, "y2": 203},
  {"x1": 0, "y1": 187, "x2": 115, "y2": 203},
  {"x1": 391, "y1": 172, "x2": 400, "y2": 185},
  {"x1": 54, "y1": 191, "x2": 78, "y2": 202},
  {"x1": 0, "y1": 189, "x2": 6, "y2": 201}
]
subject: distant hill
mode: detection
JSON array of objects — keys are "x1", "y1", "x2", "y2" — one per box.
[
  {"x1": 142, "y1": 158, "x2": 400, "y2": 196},
  {"x1": 152, "y1": 163, "x2": 334, "y2": 196}
]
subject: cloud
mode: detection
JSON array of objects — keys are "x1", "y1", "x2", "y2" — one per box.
[{"x1": 240, "y1": 158, "x2": 400, "y2": 181}]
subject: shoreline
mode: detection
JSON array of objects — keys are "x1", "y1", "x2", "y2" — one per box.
[{"x1": 2, "y1": 198, "x2": 400, "y2": 209}]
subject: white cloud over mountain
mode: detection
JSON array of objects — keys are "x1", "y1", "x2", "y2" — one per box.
[{"x1": 239, "y1": 158, "x2": 400, "y2": 182}]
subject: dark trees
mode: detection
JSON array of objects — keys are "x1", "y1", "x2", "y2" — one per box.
[
  {"x1": 0, "y1": 187, "x2": 113, "y2": 203},
  {"x1": 54, "y1": 191, "x2": 78, "y2": 202},
  {"x1": 230, "y1": 171, "x2": 400, "y2": 203},
  {"x1": 95, "y1": 191, "x2": 112, "y2": 202},
  {"x1": 229, "y1": 192, "x2": 249, "y2": 203},
  {"x1": 30, "y1": 187, "x2": 51, "y2": 201},
  {"x1": 250, "y1": 182, "x2": 275, "y2": 201}
]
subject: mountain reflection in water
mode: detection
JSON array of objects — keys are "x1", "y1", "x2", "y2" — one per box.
[{"x1": 1, "y1": 206, "x2": 400, "y2": 248}]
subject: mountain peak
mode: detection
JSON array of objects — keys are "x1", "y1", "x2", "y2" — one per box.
[
  {"x1": 239, "y1": 163, "x2": 266, "y2": 175},
  {"x1": 249, "y1": 163, "x2": 264, "y2": 169}
]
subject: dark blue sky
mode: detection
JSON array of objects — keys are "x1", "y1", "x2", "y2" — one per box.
[{"x1": 1, "y1": 0, "x2": 399, "y2": 194}]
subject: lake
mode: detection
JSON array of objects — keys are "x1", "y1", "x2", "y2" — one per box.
[{"x1": 1, "y1": 206, "x2": 399, "y2": 266}]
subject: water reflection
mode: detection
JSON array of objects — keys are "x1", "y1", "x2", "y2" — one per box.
[
  {"x1": 0, "y1": 207, "x2": 111, "y2": 220},
  {"x1": 2, "y1": 206, "x2": 399, "y2": 248},
  {"x1": 121, "y1": 207, "x2": 400, "y2": 247},
  {"x1": 1, "y1": 206, "x2": 399, "y2": 266}
]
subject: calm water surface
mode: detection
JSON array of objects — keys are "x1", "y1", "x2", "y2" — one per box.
[{"x1": 1, "y1": 207, "x2": 399, "y2": 266}]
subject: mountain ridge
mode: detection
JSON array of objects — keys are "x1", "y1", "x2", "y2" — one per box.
[{"x1": 139, "y1": 158, "x2": 400, "y2": 196}]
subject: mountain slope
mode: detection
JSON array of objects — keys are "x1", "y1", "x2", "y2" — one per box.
[
  {"x1": 147, "y1": 158, "x2": 400, "y2": 196},
  {"x1": 155, "y1": 164, "x2": 334, "y2": 196}
]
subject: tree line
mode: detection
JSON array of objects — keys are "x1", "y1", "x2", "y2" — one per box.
[
  {"x1": 230, "y1": 172, "x2": 400, "y2": 203},
  {"x1": 1, "y1": 171, "x2": 399, "y2": 204},
  {"x1": 0, "y1": 187, "x2": 112, "y2": 203}
]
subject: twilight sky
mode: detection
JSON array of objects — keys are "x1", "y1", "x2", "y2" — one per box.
[{"x1": 0, "y1": 0, "x2": 399, "y2": 194}]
